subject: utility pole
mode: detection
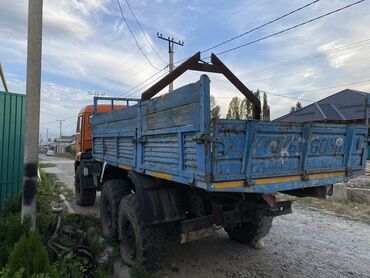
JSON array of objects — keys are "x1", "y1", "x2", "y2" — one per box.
[
  {"x1": 0, "y1": 63, "x2": 9, "y2": 92},
  {"x1": 45, "y1": 127, "x2": 49, "y2": 144},
  {"x1": 89, "y1": 91, "x2": 105, "y2": 98},
  {"x1": 21, "y1": 0, "x2": 43, "y2": 228},
  {"x1": 157, "y1": 33, "x2": 184, "y2": 92},
  {"x1": 57, "y1": 120, "x2": 65, "y2": 154}
]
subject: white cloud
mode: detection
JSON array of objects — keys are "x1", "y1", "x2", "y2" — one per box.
[{"x1": 1, "y1": 0, "x2": 370, "y2": 127}]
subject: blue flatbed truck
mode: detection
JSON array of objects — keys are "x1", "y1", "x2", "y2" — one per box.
[{"x1": 74, "y1": 53, "x2": 367, "y2": 268}]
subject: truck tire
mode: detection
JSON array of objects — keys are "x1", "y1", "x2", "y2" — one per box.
[
  {"x1": 118, "y1": 194, "x2": 165, "y2": 269},
  {"x1": 100, "y1": 179, "x2": 131, "y2": 240},
  {"x1": 225, "y1": 214, "x2": 273, "y2": 248},
  {"x1": 75, "y1": 166, "x2": 96, "y2": 206}
]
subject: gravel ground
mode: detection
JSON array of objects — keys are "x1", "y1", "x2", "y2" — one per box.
[
  {"x1": 39, "y1": 154, "x2": 370, "y2": 278},
  {"x1": 158, "y1": 205, "x2": 370, "y2": 278}
]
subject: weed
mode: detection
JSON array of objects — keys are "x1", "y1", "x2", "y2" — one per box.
[
  {"x1": 39, "y1": 163, "x2": 57, "y2": 168},
  {"x1": 130, "y1": 264, "x2": 153, "y2": 278}
]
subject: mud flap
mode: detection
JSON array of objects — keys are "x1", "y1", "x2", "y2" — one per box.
[{"x1": 127, "y1": 172, "x2": 188, "y2": 225}]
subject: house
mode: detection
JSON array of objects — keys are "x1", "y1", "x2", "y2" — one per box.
[
  {"x1": 54, "y1": 135, "x2": 76, "y2": 154},
  {"x1": 275, "y1": 89, "x2": 370, "y2": 123}
]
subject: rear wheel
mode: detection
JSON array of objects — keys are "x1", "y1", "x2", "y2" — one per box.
[
  {"x1": 118, "y1": 194, "x2": 165, "y2": 269},
  {"x1": 75, "y1": 165, "x2": 96, "y2": 206},
  {"x1": 100, "y1": 179, "x2": 131, "y2": 239},
  {"x1": 225, "y1": 213, "x2": 273, "y2": 248}
]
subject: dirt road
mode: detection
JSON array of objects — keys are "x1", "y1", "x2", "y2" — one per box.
[
  {"x1": 39, "y1": 154, "x2": 370, "y2": 277},
  {"x1": 158, "y1": 205, "x2": 370, "y2": 278},
  {"x1": 39, "y1": 154, "x2": 100, "y2": 216}
]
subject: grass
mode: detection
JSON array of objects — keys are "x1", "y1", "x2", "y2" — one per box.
[
  {"x1": 130, "y1": 264, "x2": 153, "y2": 278},
  {"x1": 0, "y1": 170, "x2": 121, "y2": 277},
  {"x1": 56, "y1": 153, "x2": 75, "y2": 160},
  {"x1": 39, "y1": 163, "x2": 57, "y2": 168},
  {"x1": 279, "y1": 194, "x2": 370, "y2": 224}
]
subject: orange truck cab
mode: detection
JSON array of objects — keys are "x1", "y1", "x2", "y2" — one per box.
[{"x1": 75, "y1": 104, "x2": 125, "y2": 162}]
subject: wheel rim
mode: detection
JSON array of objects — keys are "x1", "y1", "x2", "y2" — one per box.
[{"x1": 122, "y1": 218, "x2": 136, "y2": 259}]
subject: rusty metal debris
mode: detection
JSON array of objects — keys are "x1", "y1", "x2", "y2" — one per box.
[{"x1": 48, "y1": 210, "x2": 95, "y2": 275}]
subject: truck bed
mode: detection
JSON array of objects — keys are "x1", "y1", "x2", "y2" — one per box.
[{"x1": 91, "y1": 75, "x2": 367, "y2": 193}]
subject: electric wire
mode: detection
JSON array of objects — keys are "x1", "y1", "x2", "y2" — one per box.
[
  {"x1": 283, "y1": 78, "x2": 370, "y2": 95},
  {"x1": 118, "y1": 0, "x2": 366, "y2": 101},
  {"x1": 201, "y1": 0, "x2": 321, "y2": 53},
  {"x1": 239, "y1": 39, "x2": 370, "y2": 79},
  {"x1": 213, "y1": 0, "x2": 366, "y2": 57},
  {"x1": 124, "y1": 0, "x2": 167, "y2": 64},
  {"x1": 118, "y1": 65, "x2": 168, "y2": 97},
  {"x1": 116, "y1": 0, "x2": 161, "y2": 70}
]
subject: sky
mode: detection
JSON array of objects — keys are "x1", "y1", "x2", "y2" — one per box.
[{"x1": 1, "y1": 0, "x2": 370, "y2": 140}]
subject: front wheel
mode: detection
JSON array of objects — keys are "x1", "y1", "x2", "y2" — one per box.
[
  {"x1": 117, "y1": 194, "x2": 165, "y2": 269},
  {"x1": 100, "y1": 179, "x2": 131, "y2": 240},
  {"x1": 225, "y1": 214, "x2": 273, "y2": 248},
  {"x1": 74, "y1": 165, "x2": 96, "y2": 206}
]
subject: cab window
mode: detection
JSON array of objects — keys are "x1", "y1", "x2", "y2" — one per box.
[{"x1": 76, "y1": 115, "x2": 82, "y2": 132}]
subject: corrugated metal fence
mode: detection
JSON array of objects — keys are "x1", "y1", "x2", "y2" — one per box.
[{"x1": 0, "y1": 91, "x2": 25, "y2": 210}]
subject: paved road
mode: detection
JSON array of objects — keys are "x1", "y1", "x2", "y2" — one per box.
[
  {"x1": 39, "y1": 154, "x2": 100, "y2": 216},
  {"x1": 39, "y1": 154, "x2": 370, "y2": 277}
]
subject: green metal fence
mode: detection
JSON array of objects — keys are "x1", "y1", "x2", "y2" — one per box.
[{"x1": 0, "y1": 91, "x2": 25, "y2": 210}]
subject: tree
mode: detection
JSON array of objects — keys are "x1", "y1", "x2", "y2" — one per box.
[
  {"x1": 210, "y1": 95, "x2": 221, "y2": 123},
  {"x1": 290, "y1": 101, "x2": 302, "y2": 113},
  {"x1": 226, "y1": 90, "x2": 268, "y2": 120},
  {"x1": 226, "y1": 97, "x2": 241, "y2": 120},
  {"x1": 262, "y1": 91, "x2": 270, "y2": 120}
]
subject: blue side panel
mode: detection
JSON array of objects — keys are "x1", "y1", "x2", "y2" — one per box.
[
  {"x1": 211, "y1": 120, "x2": 367, "y2": 191},
  {"x1": 91, "y1": 76, "x2": 210, "y2": 184},
  {"x1": 91, "y1": 74, "x2": 367, "y2": 194}
]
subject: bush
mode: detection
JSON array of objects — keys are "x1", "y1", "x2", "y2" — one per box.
[
  {"x1": 2, "y1": 193, "x2": 21, "y2": 217},
  {"x1": 6, "y1": 231, "x2": 56, "y2": 278},
  {"x1": 0, "y1": 214, "x2": 29, "y2": 267}
]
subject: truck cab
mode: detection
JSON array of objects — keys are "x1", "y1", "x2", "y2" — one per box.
[
  {"x1": 74, "y1": 104, "x2": 125, "y2": 206},
  {"x1": 75, "y1": 104, "x2": 125, "y2": 160}
]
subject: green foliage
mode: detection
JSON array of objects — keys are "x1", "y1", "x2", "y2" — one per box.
[
  {"x1": 226, "y1": 97, "x2": 241, "y2": 120},
  {"x1": 210, "y1": 95, "x2": 221, "y2": 124},
  {"x1": 36, "y1": 171, "x2": 59, "y2": 242},
  {"x1": 262, "y1": 91, "x2": 270, "y2": 120},
  {"x1": 2, "y1": 193, "x2": 21, "y2": 217},
  {"x1": 0, "y1": 214, "x2": 29, "y2": 267},
  {"x1": 130, "y1": 264, "x2": 153, "y2": 278},
  {"x1": 6, "y1": 231, "x2": 56, "y2": 278},
  {"x1": 226, "y1": 90, "x2": 265, "y2": 120},
  {"x1": 290, "y1": 101, "x2": 303, "y2": 113},
  {"x1": 53, "y1": 252, "x2": 86, "y2": 278},
  {"x1": 39, "y1": 163, "x2": 57, "y2": 168}
]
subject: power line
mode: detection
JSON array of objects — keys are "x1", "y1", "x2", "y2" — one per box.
[
  {"x1": 246, "y1": 55, "x2": 370, "y2": 83},
  {"x1": 40, "y1": 116, "x2": 75, "y2": 126},
  {"x1": 124, "y1": 70, "x2": 169, "y2": 98},
  {"x1": 116, "y1": 0, "x2": 161, "y2": 70},
  {"x1": 283, "y1": 78, "x2": 370, "y2": 95},
  {"x1": 201, "y1": 0, "x2": 320, "y2": 53},
  {"x1": 209, "y1": 49, "x2": 370, "y2": 86},
  {"x1": 117, "y1": 0, "x2": 365, "y2": 101},
  {"x1": 118, "y1": 65, "x2": 168, "y2": 97},
  {"x1": 123, "y1": 0, "x2": 167, "y2": 64},
  {"x1": 214, "y1": 91, "x2": 314, "y2": 103},
  {"x1": 213, "y1": 0, "x2": 366, "y2": 57},
  {"x1": 239, "y1": 39, "x2": 370, "y2": 79}
]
